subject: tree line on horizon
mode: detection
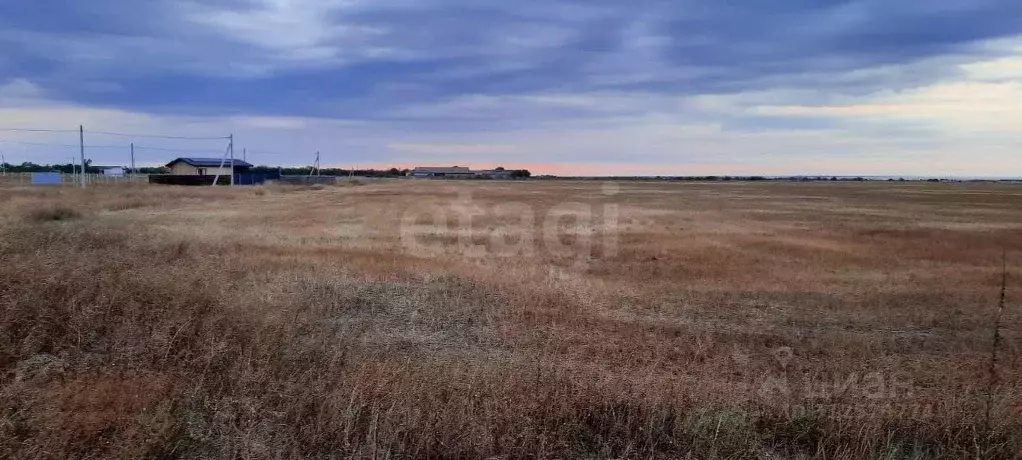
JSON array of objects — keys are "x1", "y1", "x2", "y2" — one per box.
[{"x1": 0, "y1": 160, "x2": 169, "y2": 175}]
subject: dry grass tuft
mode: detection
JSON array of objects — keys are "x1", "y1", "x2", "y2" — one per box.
[{"x1": 23, "y1": 205, "x2": 83, "y2": 222}]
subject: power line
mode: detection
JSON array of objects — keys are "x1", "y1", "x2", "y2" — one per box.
[
  {"x1": 86, "y1": 130, "x2": 230, "y2": 140},
  {"x1": 0, "y1": 128, "x2": 79, "y2": 134},
  {"x1": 0, "y1": 140, "x2": 79, "y2": 148},
  {"x1": 0, "y1": 127, "x2": 230, "y2": 140},
  {"x1": 131, "y1": 145, "x2": 226, "y2": 154},
  {"x1": 0, "y1": 140, "x2": 126, "y2": 149},
  {"x1": 243, "y1": 149, "x2": 297, "y2": 156},
  {"x1": 0, "y1": 140, "x2": 228, "y2": 155}
]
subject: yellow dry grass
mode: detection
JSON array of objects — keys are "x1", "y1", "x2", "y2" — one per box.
[{"x1": 0, "y1": 180, "x2": 1020, "y2": 459}]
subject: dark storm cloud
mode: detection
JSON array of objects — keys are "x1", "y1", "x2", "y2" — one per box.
[{"x1": 1, "y1": 0, "x2": 1021, "y2": 117}]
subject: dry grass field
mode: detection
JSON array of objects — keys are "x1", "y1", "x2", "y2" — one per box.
[{"x1": 0, "y1": 179, "x2": 1020, "y2": 459}]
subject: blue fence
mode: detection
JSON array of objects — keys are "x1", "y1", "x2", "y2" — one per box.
[
  {"x1": 31, "y1": 172, "x2": 63, "y2": 185},
  {"x1": 150, "y1": 172, "x2": 282, "y2": 186},
  {"x1": 235, "y1": 172, "x2": 281, "y2": 185}
]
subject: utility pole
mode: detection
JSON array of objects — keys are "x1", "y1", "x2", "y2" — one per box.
[
  {"x1": 2, "y1": 152, "x2": 6, "y2": 177},
  {"x1": 243, "y1": 148, "x2": 247, "y2": 163},
  {"x1": 308, "y1": 152, "x2": 320, "y2": 177},
  {"x1": 79, "y1": 125, "x2": 86, "y2": 188},
  {"x1": 212, "y1": 136, "x2": 232, "y2": 187},
  {"x1": 229, "y1": 134, "x2": 235, "y2": 186},
  {"x1": 71, "y1": 156, "x2": 76, "y2": 181},
  {"x1": 130, "y1": 143, "x2": 135, "y2": 179}
]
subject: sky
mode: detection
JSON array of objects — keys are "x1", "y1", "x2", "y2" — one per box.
[{"x1": 1, "y1": 0, "x2": 1021, "y2": 177}]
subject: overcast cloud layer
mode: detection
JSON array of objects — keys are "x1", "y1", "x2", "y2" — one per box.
[{"x1": 1, "y1": 0, "x2": 1021, "y2": 176}]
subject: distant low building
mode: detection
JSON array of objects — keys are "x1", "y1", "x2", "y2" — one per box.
[
  {"x1": 166, "y1": 158, "x2": 253, "y2": 176},
  {"x1": 409, "y1": 166, "x2": 475, "y2": 178},
  {"x1": 101, "y1": 166, "x2": 125, "y2": 177}
]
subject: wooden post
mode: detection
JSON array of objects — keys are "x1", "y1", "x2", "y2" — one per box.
[{"x1": 79, "y1": 125, "x2": 86, "y2": 188}]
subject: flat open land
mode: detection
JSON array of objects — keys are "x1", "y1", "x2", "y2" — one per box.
[{"x1": 1, "y1": 180, "x2": 1020, "y2": 459}]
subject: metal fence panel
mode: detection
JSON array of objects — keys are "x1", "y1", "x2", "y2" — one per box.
[{"x1": 31, "y1": 172, "x2": 63, "y2": 185}]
